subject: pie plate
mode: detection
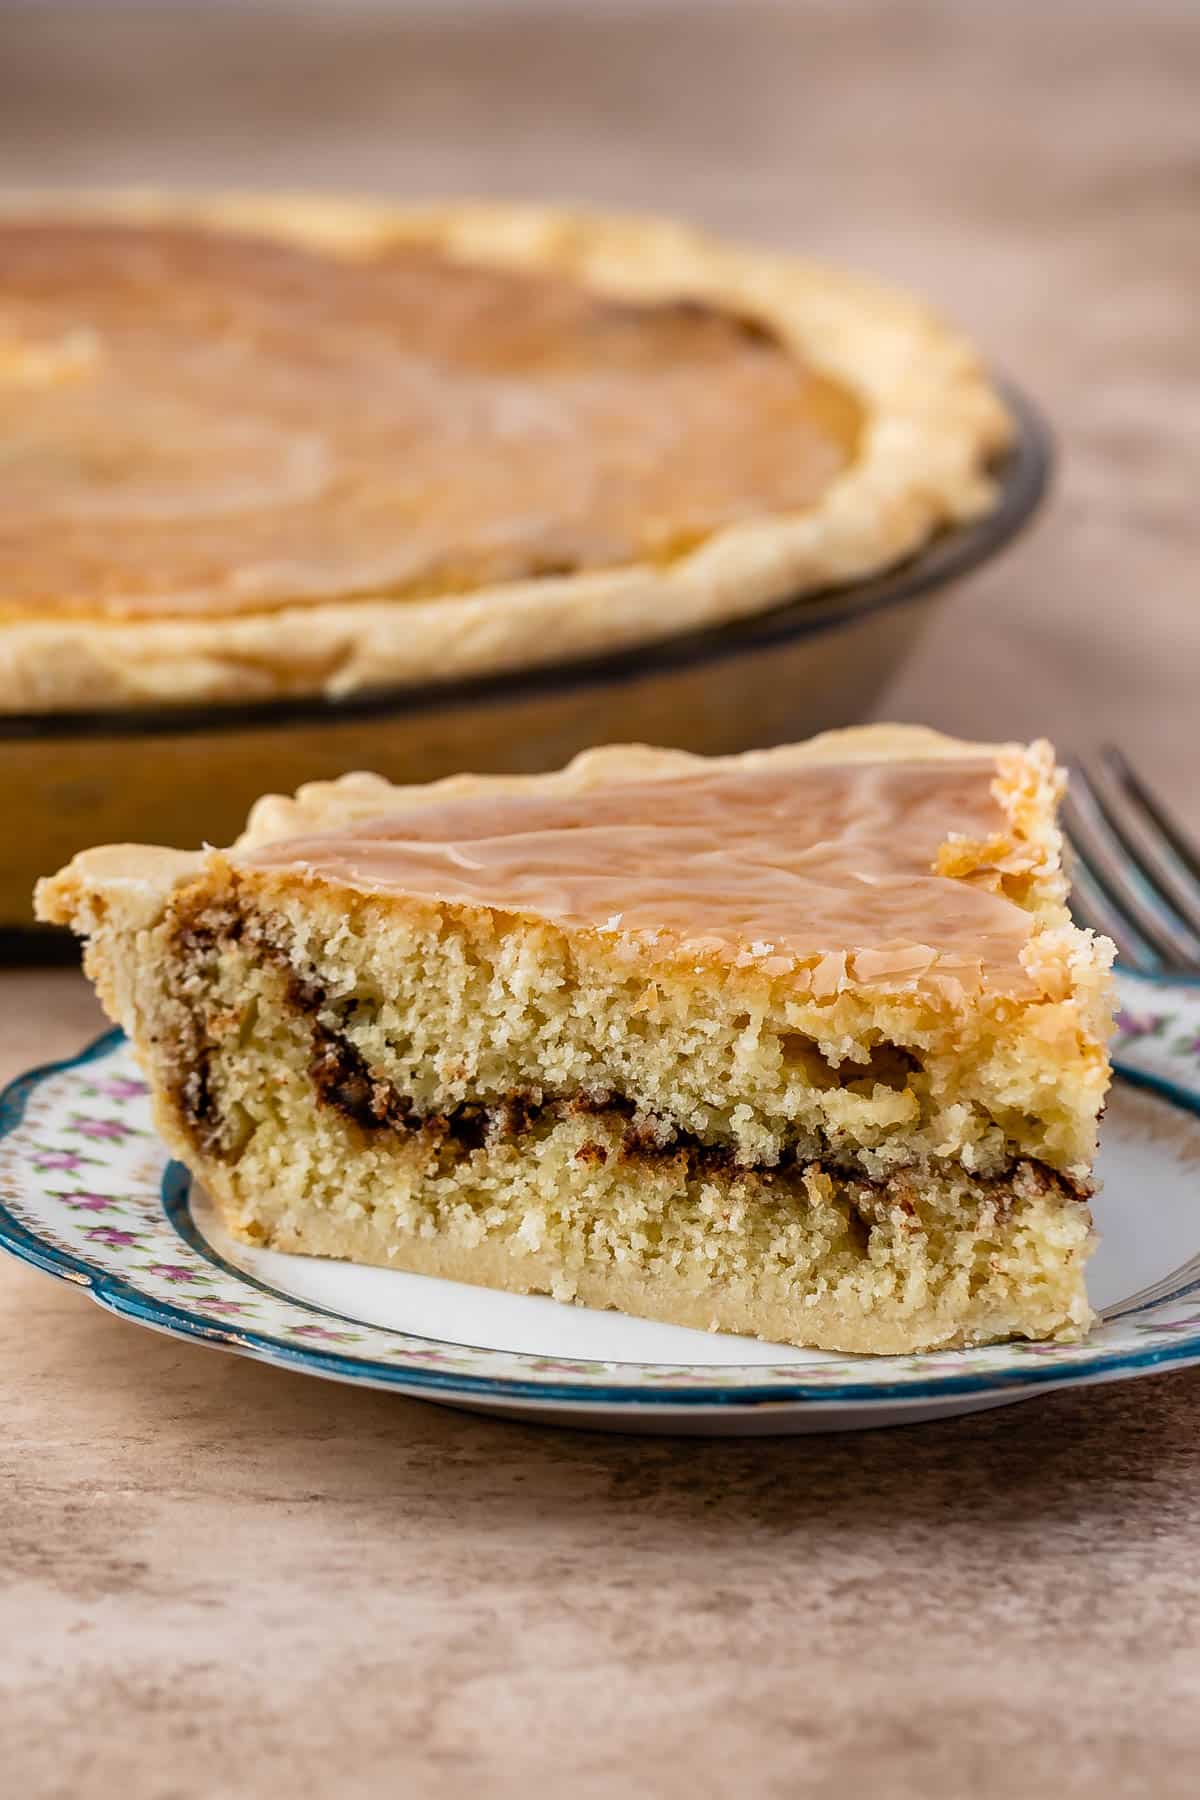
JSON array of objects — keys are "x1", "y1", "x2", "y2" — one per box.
[{"x1": 2, "y1": 969, "x2": 1198, "y2": 1436}]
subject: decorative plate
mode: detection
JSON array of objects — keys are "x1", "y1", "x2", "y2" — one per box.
[{"x1": 2, "y1": 969, "x2": 1199, "y2": 1435}]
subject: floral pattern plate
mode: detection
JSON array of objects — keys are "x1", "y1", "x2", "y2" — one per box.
[{"x1": 2, "y1": 968, "x2": 1199, "y2": 1435}]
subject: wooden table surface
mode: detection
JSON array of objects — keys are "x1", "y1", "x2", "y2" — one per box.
[{"x1": 3, "y1": 5, "x2": 1198, "y2": 1796}]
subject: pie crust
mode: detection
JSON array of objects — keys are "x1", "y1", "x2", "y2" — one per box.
[{"x1": 0, "y1": 193, "x2": 1011, "y2": 713}]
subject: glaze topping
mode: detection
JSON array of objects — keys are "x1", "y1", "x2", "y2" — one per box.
[{"x1": 241, "y1": 757, "x2": 1039, "y2": 995}]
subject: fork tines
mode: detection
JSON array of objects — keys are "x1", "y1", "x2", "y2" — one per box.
[{"x1": 1063, "y1": 746, "x2": 1200, "y2": 976}]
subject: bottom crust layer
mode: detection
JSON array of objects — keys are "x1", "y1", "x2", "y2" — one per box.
[{"x1": 231, "y1": 1186, "x2": 1093, "y2": 1358}]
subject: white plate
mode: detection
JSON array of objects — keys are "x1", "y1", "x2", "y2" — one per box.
[{"x1": 2, "y1": 969, "x2": 1199, "y2": 1434}]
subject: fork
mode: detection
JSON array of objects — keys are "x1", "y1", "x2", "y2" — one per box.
[
  {"x1": 1063, "y1": 745, "x2": 1200, "y2": 979},
  {"x1": 1061, "y1": 750, "x2": 1200, "y2": 1323}
]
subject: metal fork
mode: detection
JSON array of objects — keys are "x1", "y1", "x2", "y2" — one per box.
[{"x1": 1062, "y1": 746, "x2": 1200, "y2": 976}]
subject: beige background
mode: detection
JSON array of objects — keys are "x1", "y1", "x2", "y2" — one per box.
[
  {"x1": 3, "y1": 5, "x2": 1199, "y2": 1797},
  {"x1": 3, "y1": 0, "x2": 1198, "y2": 814}
]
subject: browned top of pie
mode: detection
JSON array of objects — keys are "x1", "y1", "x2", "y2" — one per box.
[{"x1": 0, "y1": 221, "x2": 862, "y2": 623}]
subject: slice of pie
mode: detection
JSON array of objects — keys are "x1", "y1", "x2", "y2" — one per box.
[
  {"x1": 37, "y1": 726, "x2": 1114, "y2": 1354},
  {"x1": 1, "y1": 194, "x2": 1009, "y2": 712}
]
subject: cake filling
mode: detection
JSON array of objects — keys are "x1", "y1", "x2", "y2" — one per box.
[
  {"x1": 164, "y1": 909, "x2": 1089, "y2": 1213},
  {"x1": 292, "y1": 1014, "x2": 1087, "y2": 1209},
  {"x1": 164, "y1": 944, "x2": 1091, "y2": 1341}
]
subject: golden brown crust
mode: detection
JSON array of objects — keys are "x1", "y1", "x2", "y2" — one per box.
[{"x1": 1, "y1": 193, "x2": 1011, "y2": 713}]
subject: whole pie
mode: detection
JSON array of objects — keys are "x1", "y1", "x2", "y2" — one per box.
[
  {"x1": 38, "y1": 726, "x2": 1114, "y2": 1353},
  {"x1": 1, "y1": 194, "x2": 1010, "y2": 712}
]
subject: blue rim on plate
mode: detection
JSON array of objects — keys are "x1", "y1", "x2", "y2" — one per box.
[{"x1": 1, "y1": 1000, "x2": 1199, "y2": 1413}]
